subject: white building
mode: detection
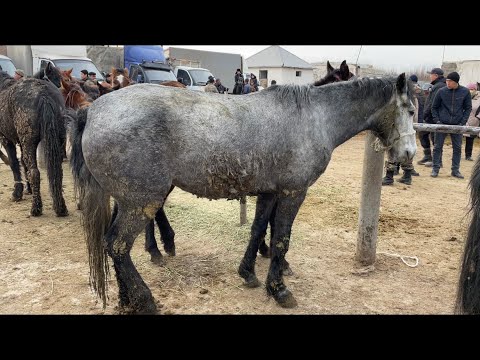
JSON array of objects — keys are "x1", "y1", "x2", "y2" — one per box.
[{"x1": 245, "y1": 45, "x2": 313, "y2": 87}]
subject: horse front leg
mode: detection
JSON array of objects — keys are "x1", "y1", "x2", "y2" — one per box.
[
  {"x1": 238, "y1": 193, "x2": 277, "y2": 288},
  {"x1": 145, "y1": 220, "x2": 164, "y2": 265},
  {"x1": 106, "y1": 204, "x2": 157, "y2": 314},
  {"x1": 4, "y1": 141, "x2": 24, "y2": 202},
  {"x1": 266, "y1": 190, "x2": 307, "y2": 308}
]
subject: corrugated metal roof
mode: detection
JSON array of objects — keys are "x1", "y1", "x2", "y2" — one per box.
[{"x1": 246, "y1": 46, "x2": 313, "y2": 69}]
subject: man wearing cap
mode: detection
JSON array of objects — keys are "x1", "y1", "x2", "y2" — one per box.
[
  {"x1": 430, "y1": 71, "x2": 472, "y2": 179},
  {"x1": 421, "y1": 68, "x2": 446, "y2": 167},
  {"x1": 13, "y1": 69, "x2": 25, "y2": 81}
]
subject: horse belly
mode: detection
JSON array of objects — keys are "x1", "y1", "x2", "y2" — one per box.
[{"x1": 173, "y1": 171, "x2": 263, "y2": 200}]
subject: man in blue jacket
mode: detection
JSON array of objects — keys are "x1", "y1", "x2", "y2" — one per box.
[{"x1": 430, "y1": 71, "x2": 472, "y2": 179}]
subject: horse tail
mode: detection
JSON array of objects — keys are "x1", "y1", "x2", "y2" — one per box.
[
  {"x1": 456, "y1": 157, "x2": 480, "y2": 314},
  {"x1": 70, "y1": 107, "x2": 110, "y2": 307},
  {"x1": 36, "y1": 91, "x2": 66, "y2": 215}
]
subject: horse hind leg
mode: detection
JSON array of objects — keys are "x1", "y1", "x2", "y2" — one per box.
[
  {"x1": 19, "y1": 148, "x2": 32, "y2": 195},
  {"x1": 21, "y1": 145, "x2": 42, "y2": 216},
  {"x1": 266, "y1": 190, "x2": 307, "y2": 308},
  {"x1": 155, "y1": 207, "x2": 176, "y2": 256},
  {"x1": 107, "y1": 202, "x2": 160, "y2": 314},
  {"x1": 4, "y1": 141, "x2": 24, "y2": 201}
]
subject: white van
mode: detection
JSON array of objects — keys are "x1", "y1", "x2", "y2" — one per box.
[
  {"x1": 0, "y1": 55, "x2": 17, "y2": 76},
  {"x1": 173, "y1": 66, "x2": 215, "y2": 91}
]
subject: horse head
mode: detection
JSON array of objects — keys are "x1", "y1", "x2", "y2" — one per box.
[
  {"x1": 372, "y1": 73, "x2": 417, "y2": 163},
  {"x1": 111, "y1": 67, "x2": 132, "y2": 88},
  {"x1": 314, "y1": 60, "x2": 355, "y2": 86},
  {"x1": 43, "y1": 62, "x2": 62, "y2": 88}
]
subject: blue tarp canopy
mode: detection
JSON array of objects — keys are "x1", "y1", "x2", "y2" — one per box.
[{"x1": 124, "y1": 45, "x2": 165, "y2": 71}]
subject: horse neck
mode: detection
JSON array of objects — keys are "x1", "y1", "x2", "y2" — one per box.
[{"x1": 310, "y1": 81, "x2": 393, "y2": 149}]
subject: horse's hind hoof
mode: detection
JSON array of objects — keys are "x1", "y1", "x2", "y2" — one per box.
[
  {"x1": 163, "y1": 243, "x2": 176, "y2": 256},
  {"x1": 274, "y1": 288, "x2": 298, "y2": 308},
  {"x1": 150, "y1": 253, "x2": 166, "y2": 266},
  {"x1": 243, "y1": 274, "x2": 261, "y2": 288}
]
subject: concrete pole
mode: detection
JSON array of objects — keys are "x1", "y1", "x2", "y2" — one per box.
[{"x1": 355, "y1": 132, "x2": 385, "y2": 265}]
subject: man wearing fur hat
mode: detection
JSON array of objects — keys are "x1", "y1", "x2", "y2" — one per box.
[{"x1": 430, "y1": 71, "x2": 472, "y2": 179}]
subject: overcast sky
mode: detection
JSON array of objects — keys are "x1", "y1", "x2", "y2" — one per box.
[{"x1": 164, "y1": 45, "x2": 480, "y2": 72}]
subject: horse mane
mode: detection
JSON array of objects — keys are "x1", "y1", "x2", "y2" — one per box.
[{"x1": 266, "y1": 84, "x2": 313, "y2": 109}]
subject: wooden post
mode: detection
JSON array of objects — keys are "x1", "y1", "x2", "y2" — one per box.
[
  {"x1": 240, "y1": 196, "x2": 247, "y2": 225},
  {"x1": 356, "y1": 131, "x2": 384, "y2": 266}
]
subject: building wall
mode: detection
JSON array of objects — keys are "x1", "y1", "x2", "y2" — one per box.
[
  {"x1": 248, "y1": 67, "x2": 313, "y2": 86},
  {"x1": 87, "y1": 46, "x2": 124, "y2": 74},
  {"x1": 443, "y1": 60, "x2": 480, "y2": 86},
  {"x1": 0, "y1": 46, "x2": 7, "y2": 56}
]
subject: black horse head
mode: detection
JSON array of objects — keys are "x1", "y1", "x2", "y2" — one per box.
[
  {"x1": 33, "y1": 62, "x2": 62, "y2": 88},
  {"x1": 314, "y1": 60, "x2": 355, "y2": 86}
]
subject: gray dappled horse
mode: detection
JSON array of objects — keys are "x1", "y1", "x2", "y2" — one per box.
[
  {"x1": 144, "y1": 60, "x2": 355, "y2": 269},
  {"x1": 70, "y1": 73, "x2": 416, "y2": 313}
]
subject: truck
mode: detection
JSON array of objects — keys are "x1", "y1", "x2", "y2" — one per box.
[
  {"x1": 6, "y1": 45, "x2": 105, "y2": 81},
  {"x1": 164, "y1": 47, "x2": 243, "y2": 92},
  {"x1": 0, "y1": 54, "x2": 16, "y2": 76},
  {"x1": 124, "y1": 45, "x2": 177, "y2": 84}
]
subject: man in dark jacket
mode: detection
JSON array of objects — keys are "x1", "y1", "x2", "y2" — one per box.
[
  {"x1": 420, "y1": 68, "x2": 447, "y2": 166},
  {"x1": 430, "y1": 71, "x2": 472, "y2": 179}
]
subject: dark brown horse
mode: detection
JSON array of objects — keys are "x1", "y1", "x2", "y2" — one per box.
[{"x1": 0, "y1": 71, "x2": 68, "y2": 217}]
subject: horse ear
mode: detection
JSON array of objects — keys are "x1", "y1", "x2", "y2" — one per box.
[
  {"x1": 327, "y1": 61, "x2": 334, "y2": 73},
  {"x1": 124, "y1": 68, "x2": 129, "y2": 77},
  {"x1": 67, "y1": 68, "x2": 73, "y2": 75},
  {"x1": 339, "y1": 61, "x2": 350, "y2": 80},
  {"x1": 396, "y1": 73, "x2": 407, "y2": 93}
]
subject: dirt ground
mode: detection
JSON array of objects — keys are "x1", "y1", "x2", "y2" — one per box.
[{"x1": 0, "y1": 133, "x2": 474, "y2": 314}]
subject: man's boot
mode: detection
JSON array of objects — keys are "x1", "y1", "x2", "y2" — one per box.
[
  {"x1": 417, "y1": 148, "x2": 432, "y2": 165},
  {"x1": 397, "y1": 169, "x2": 412, "y2": 185},
  {"x1": 382, "y1": 170, "x2": 395, "y2": 186}
]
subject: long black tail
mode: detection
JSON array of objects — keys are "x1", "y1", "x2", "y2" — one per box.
[
  {"x1": 36, "y1": 90, "x2": 68, "y2": 215},
  {"x1": 456, "y1": 156, "x2": 480, "y2": 314},
  {"x1": 70, "y1": 107, "x2": 111, "y2": 307}
]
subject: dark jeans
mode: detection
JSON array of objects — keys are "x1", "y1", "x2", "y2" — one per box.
[
  {"x1": 433, "y1": 133, "x2": 462, "y2": 172},
  {"x1": 465, "y1": 136, "x2": 475, "y2": 158},
  {"x1": 418, "y1": 131, "x2": 435, "y2": 149}
]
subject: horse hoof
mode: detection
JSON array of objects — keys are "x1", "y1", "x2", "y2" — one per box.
[
  {"x1": 24, "y1": 189, "x2": 32, "y2": 195},
  {"x1": 11, "y1": 195, "x2": 23, "y2": 202},
  {"x1": 56, "y1": 209, "x2": 69, "y2": 217},
  {"x1": 150, "y1": 254, "x2": 166, "y2": 266},
  {"x1": 282, "y1": 266, "x2": 294, "y2": 276},
  {"x1": 164, "y1": 248, "x2": 176, "y2": 256},
  {"x1": 274, "y1": 288, "x2": 298, "y2": 308},
  {"x1": 30, "y1": 207, "x2": 42, "y2": 217},
  {"x1": 243, "y1": 275, "x2": 261, "y2": 288}
]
